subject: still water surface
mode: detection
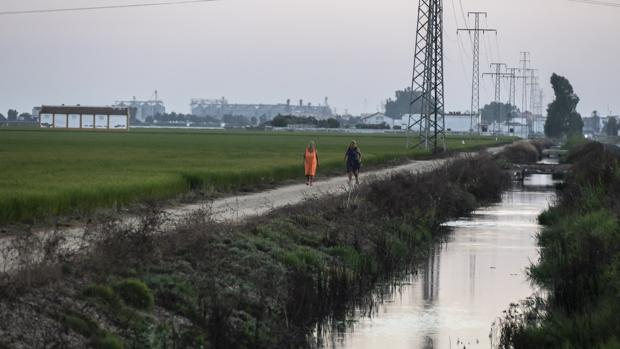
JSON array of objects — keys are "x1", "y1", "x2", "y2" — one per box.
[{"x1": 326, "y1": 174, "x2": 557, "y2": 349}]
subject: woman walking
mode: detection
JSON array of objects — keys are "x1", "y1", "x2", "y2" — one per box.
[
  {"x1": 345, "y1": 140, "x2": 362, "y2": 185},
  {"x1": 304, "y1": 141, "x2": 319, "y2": 186}
]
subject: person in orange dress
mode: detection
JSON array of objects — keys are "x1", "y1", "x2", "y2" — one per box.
[{"x1": 304, "y1": 141, "x2": 319, "y2": 186}]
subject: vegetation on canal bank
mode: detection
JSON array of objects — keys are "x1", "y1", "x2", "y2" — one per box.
[
  {"x1": 0, "y1": 128, "x2": 512, "y2": 226},
  {"x1": 498, "y1": 141, "x2": 620, "y2": 349},
  {"x1": 0, "y1": 149, "x2": 515, "y2": 349}
]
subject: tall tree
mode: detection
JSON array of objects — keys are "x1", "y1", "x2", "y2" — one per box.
[
  {"x1": 385, "y1": 87, "x2": 422, "y2": 118},
  {"x1": 544, "y1": 73, "x2": 583, "y2": 138},
  {"x1": 480, "y1": 102, "x2": 519, "y2": 124},
  {"x1": 18, "y1": 113, "x2": 32, "y2": 121}
]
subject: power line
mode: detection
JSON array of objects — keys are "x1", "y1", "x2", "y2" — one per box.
[
  {"x1": 568, "y1": 0, "x2": 620, "y2": 7},
  {"x1": 0, "y1": 0, "x2": 216, "y2": 16}
]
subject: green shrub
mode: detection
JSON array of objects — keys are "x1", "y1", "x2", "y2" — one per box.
[
  {"x1": 114, "y1": 279, "x2": 154, "y2": 311},
  {"x1": 83, "y1": 284, "x2": 121, "y2": 308},
  {"x1": 329, "y1": 245, "x2": 361, "y2": 270},
  {"x1": 62, "y1": 311, "x2": 99, "y2": 337},
  {"x1": 537, "y1": 207, "x2": 561, "y2": 226},
  {"x1": 282, "y1": 247, "x2": 323, "y2": 271}
]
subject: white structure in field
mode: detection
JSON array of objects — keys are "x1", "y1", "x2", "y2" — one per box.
[
  {"x1": 445, "y1": 115, "x2": 472, "y2": 133},
  {"x1": 361, "y1": 113, "x2": 393, "y2": 128},
  {"x1": 39, "y1": 106, "x2": 129, "y2": 131}
]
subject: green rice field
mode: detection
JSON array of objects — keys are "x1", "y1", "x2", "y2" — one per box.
[{"x1": 0, "y1": 128, "x2": 513, "y2": 225}]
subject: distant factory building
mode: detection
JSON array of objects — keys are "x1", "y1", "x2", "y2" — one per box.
[
  {"x1": 361, "y1": 113, "x2": 393, "y2": 128},
  {"x1": 191, "y1": 97, "x2": 334, "y2": 120},
  {"x1": 115, "y1": 96, "x2": 165, "y2": 122},
  {"x1": 39, "y1": 105, "x2": 129, "y2": 131}
]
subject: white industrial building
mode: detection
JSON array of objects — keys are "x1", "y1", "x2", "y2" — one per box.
[
  {"x1": 445, "y1": 115, "x2": 472, "y2": 133},
  {"x1": 361, "y1": 113, "x2": 394, "y2": 128},
  {"x1": 114, "y1": 98, "x2": 165, "y2": 122},
  {"x1": 191, "y1": 97, "x2": 333, "y2": 120}
]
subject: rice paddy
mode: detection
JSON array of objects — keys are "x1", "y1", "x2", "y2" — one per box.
[{"x1": 0, "y1": 128, "x2": 511, "y2": 224}]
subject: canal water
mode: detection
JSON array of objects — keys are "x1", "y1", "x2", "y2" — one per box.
[{"x1": 322, "y1": 174, "x2": 558, "y2": 349}]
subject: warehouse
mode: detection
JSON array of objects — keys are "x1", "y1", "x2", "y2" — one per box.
[{"x1": 39, "y1": 105, "x2": 130, "y2": 131}]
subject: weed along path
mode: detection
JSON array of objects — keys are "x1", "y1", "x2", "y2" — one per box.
[
  {"x1": 166, "y1": 158, "x2": 441, "y2": 223},
  {"x1": 0, "y1": 146, "x2": 505, "y2": 271},
  {"x1": 0, "y1": 144, "x2": 526, "y2": 348},
  {"x1": 164, "y1": 146, "x2": 505, "y2": 223}
]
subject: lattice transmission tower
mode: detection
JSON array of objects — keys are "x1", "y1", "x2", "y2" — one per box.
[
  {"x1": 407, "y1": 0, "x2": 446, "y2": 152},
  {"x1": 458, "y1": 12, "x2": 496, "y2": 134}
]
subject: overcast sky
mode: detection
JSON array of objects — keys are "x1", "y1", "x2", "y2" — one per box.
[{"x1": 0, "y1": 0, "x2": 618, "y2": 116}]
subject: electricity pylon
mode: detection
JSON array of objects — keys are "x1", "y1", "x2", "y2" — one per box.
[
  {"x1": 458, "y1": 12, "x2": 496, "y2": 134},
  {"x1": 407, "y1": 0, "x2": 446, "y2": 152},
  {"x1": 483, "y1": 63, "x2": 511, "y2": 134}
]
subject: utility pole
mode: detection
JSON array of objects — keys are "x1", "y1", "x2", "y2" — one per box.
[
  {"x1": 506, "y1": 67, "x2": 521, "y2": 107},
  {"x1": 537, "y1": 89, "x2": 545, "y2": 116},
  {"x1": 483, "y1": 63, "x2": 511, "y2": 134},
  {"x1": 519, "y1": 52, "x2": 531, "y2": 114},
  {"x1": 458, "y1": 12, "x2": 497, "y2": 134},
  {"x1": 527, "y1": 70, "x2": 539, "y2": 114},
  {"x1": 530, "y1": 87, "x2": 544, "y2": 117},
  {"x1": 407, "y1": 0, "x2": 446, "y2": 152},
  {"x1": 482, "y1": 63, "x2": 508, "y2": 102}
]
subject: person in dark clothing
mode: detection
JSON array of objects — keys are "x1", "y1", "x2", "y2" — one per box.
[{"x1": 344, "y1": 140, "x2": 362, "y2": 184}]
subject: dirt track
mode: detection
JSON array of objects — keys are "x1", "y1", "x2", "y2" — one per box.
[
  {"x1": 0, "y1": 146, "x2": 505, "y2": 271},
  {"x1": 163, "y1": 145, "x2": 505, "y2": 222},
  {"x1": 168, "y1": 158, "x2": 442, "y2": 223}
]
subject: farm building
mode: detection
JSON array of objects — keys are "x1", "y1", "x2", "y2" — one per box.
[{"x1": 39, "y1": 106, "x2": 130, "y2": 131}]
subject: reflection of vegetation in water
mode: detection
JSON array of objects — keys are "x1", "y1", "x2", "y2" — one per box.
[
  {"x1": 497, "y1": 141, "x2": 620, "y2": 349},
  {"x1": 313, "y1": 241, "x2": 449, "y2": 347}
]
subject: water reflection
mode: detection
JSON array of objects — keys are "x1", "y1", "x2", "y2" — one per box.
[{"x1": 322, "y1": 175, "x2": 557, "y2": 349}]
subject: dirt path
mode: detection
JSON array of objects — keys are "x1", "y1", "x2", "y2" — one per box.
[
  {"x1": 165, "y1": 145, "x2": 505, "y2": 223},
  {"x1": 167, "y1": 159, "x2": 442, "y2": 223},
  {"x1": 0, "y1": 146, "x2": 505, "y2": 271}
]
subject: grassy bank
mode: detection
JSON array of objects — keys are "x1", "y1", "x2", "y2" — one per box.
[
  {"x1": 0, "y1": 152, "x2": 511, "y2": 348},
  {"x1": 0, "y1": 128, "x2": 511, "y2": 225},
  {"x1": 498, "y1": 141, "x2": 620, "y2": 348}
]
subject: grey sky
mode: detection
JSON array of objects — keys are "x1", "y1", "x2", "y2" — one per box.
[{"x1": 0, "y1": 0, "x2": 618, "y2": 116}]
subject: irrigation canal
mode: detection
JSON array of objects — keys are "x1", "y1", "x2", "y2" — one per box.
[{"x1": 319, "y1": 172, "x2": 558, "y2": 349}]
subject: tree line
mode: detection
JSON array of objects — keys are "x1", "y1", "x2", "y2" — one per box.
[{"x1": 0, "y1": 109, "x2": 34, "y2": 122}]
